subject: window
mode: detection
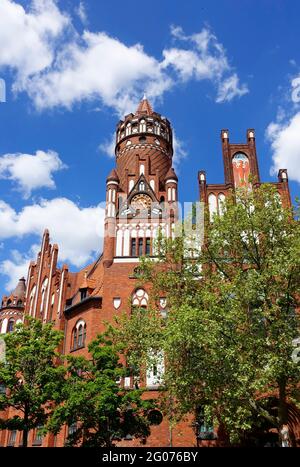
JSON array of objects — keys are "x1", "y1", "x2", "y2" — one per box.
[
  {"x1": 7, "y1": 299, "x2": 11, "y2": 306},
  {"x1": 7, "y1": 430, "x2": 17, "y2": 447},
  {"x1": 68, "y1": 423, "x2": 77, "y2": 438},
  {"x1": 139, "y1": 119, "x2": 146, "y2": 133},
  {"x1": 33, "y1": 426, "x2": 43, "y2": 446},
  {"x1": 17, "y1": 300, "x2": 23, "y2": 307},
  {"x1": 131, "y1": 238, "x2": 137, "y2": 256},
  {"x1": 146, "y1": 351, "x2": 164, "y2": 388},
  {"x1": 40, "y1": 278, "x2": 48, "y2": 314},
  {"x1": 145, "y1": 238, "x2": 151, "y2": 255},
  {"x1": 80, "y1": 289, "x2": 87, "y2": 301},
  {"x1": 72, "y1": 321, "x2": 87, "y2": 351},
  {"x1": 195, "y1": 407, "x2": 215, "y2": 440},
  {"x1": 7, "y1": 319, "x2": 14, "y2": 333},
  {"x1": 132, "y1": 289, "x2": 148, "y2": 308},
  {"x1": 29, "y1": 285, "x2": 36, "y2": 316},
  {"x1": 131, "y1": 237, "x2": 152, "y2": 257},
  {"x1": 138, "y1": 238, "x2": 143, "y2": 256}
]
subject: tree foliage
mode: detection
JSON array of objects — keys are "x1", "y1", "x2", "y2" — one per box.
[
  {"x1": 114, "y1": 185, "x2": 300, "y2": 444},
  {"x1": 0, "y1": 317, "x2": 66, "y2": 447},
  {"x1": 47, "y1": 334, "x2": 154, "y2": 447}
]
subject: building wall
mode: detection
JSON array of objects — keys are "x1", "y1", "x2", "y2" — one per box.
[{"x1": 0, "y1": 105, "x2": 298, "y2": 447}]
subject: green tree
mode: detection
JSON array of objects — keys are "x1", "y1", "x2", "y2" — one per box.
[
  {"x1": 0, "y1": 317, "x2": 66, "y2": 447},
  {"x1": 47, "y1": 334, "x2": 154, "y2": 447},
  {"x1": 115, "y1": 185, "x2": 300, "y2": 445}
]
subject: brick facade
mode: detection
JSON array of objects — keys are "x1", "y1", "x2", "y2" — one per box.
[{"x1": 0, "y1": 97, "x2": 298, "y2": 447}]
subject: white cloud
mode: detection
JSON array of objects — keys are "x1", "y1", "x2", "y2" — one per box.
[
  {"x1": 216, "y1": 73, "x2": 249, "y2": 103},
  {"x1": 291, "y1": 76, "x2": 300, "y2": 103},
  {"x1": 0, "y1": 150, "x2": 66, "y2": 198},
  {"x1": 0, "y1": 0, "x2": 70, "y2": 87},
  {"x1": 163, "y1": 27, "x2": 248, "y2": 103},
  {"x1": 98, "y1": 134, "x2": 116, "y2": 158},
  {"x1": 76, "y1": 1, "x2": 87, "y2": 25},
  {"x1": 0, "y1": 3, "x2": 247, "y2": 112},
  {"x1": 267, "y1": 112, "x2": 300, "y2": 184},
  {"x1": 0, "y1": 246, "x2": 39, "y2": 291},
  {"x1": 0, "y1": 198, "x2": 105, "y2": 268},
  {"x1": 172, "y1": 131, "x2": 187, "y2": 169},
  {"x1": 23, "y1": 30, "x2": 172, "y2": 115}
]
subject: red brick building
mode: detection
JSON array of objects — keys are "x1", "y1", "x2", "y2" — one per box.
[{"x1": 0, "y1": 97, "x2": 298, "y2": 447}]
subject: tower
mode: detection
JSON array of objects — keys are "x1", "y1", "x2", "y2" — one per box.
[
  {"x1": 198, "y1": 129, "x2": 291, "y2": 221},
  {"x1": 103, "y1": 96, "x2": 178, "y2": 267}
]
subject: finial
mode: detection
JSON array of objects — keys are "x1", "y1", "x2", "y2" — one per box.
[{"x1": 142, "y1": 93, "x2": 147, "y2": 100}]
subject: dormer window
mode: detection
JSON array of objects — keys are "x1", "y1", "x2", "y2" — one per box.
[{"x1": 80, "y1": 289, "x2": 87, "y2": 301}]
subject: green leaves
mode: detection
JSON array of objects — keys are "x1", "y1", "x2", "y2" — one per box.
[
  {"x1": 0, "y1": 316, "x2": 66, "y2": 447},
  {"x1": 48, "y1": 333, "x2": 154, "y2": 447},
  {"x1": 117, "y1": 185, "x2": 300, "y2": 445}
]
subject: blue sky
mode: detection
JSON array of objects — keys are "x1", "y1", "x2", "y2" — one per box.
[{"x1": 0, "y1": 0, "x2": 300, "y2": 297}]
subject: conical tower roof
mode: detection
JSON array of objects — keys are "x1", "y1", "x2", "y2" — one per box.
[
  {"x1": 106, "y1": 168, "x2": 119, "y2": 182},
  {"x1": 165, "y1": 167, "x2": 178, "y2": 181},
  {"x1": 12, "y1": 277, "x2": 26, "y2": 300},
  {"x1": 135, "y1": 95, "x2": 153, "y2": 116}
]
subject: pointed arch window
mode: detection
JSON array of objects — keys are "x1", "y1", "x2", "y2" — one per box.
[
  {"x1": 72, "y1": 320, "x2": 87, "y2": 351},
  {"x1": 40, "y1": 278, "x2": 48, "y2": 314},
  {"x1": 29, "y1": 285, "x2": 36, "y2": 316},
  {"x1": 132, "y1": 289, "x2": 148, "y2": 308}
]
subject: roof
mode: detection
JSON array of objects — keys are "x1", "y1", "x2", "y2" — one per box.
[
  {"x1": 107, "y1": 168, "x2": 119, "y2": 182},
  {"x1": 12, "y1": 277, "x2": 26, "y2": 300},
  {"x1": 135, "y1": 95, "x2": 153, "y2": 116},
  {"x1": 165, "y1": 167, "x2": 178, "y2": 181}
]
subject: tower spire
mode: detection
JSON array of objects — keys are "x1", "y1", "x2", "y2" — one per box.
[{"x1": 135, "y1": 95, "x2": 153, "y2": 115}]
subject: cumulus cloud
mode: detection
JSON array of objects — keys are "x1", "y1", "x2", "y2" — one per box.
[
  {"x1": 266, "y1": 112, "x2": 300, "y2": 184},
  {"x1": 0, "y1": 0, "x2": 70, "y2": 87},
  {"x1": 24, "y1": 30, "x2": 172, "y2": 115},
  {"x1": 0, "y1": 150, "x2": 66, "y2": 198},
  {"x1": 162, "y1": 26, "x2": 248, "y2": 103},
  {"x1": 0, "y1": 198, "x2": 105, "y2": 268},
  {"x1": 98, "y1": 134, "x2": 116, "y2": 158},
  {"x1": 266, "y1": 73, "x2": 300, "y2": 184},
  {"x1": 0, "y1": 246, "x2": 39, "y2": 291},
  {"x1": 0, "y1": 2, "x2": 248, "y2": 113}
]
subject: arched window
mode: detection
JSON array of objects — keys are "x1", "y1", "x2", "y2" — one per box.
[
  {"x1": 7, "y1": 299, "x2": 11, "y2": 306},
  {"x1": 125, "y1": 123, "x2": 131, "y2": 136},
  {"x1": 72, "y1": 320, "x2": 87, "y2": 350},
  {"x1": 7, "y1": 319, "x2": 14, "y2": 333},
  {"x1": 232, "y1": 152, "x2": 250, "y2": 188},
  {"x1": 29, "y1": 285, "x2": 36, "y2": 316},
  {"x1": 208, "y1": 193, "x2": 217, "y2": 222},
  {"x1": 139, "y1": 119, "x2": 146, "y2": 133},
  {"x1": 218, "y1": 193, "x2": 226, "y2": 215},
  {"x1": 17, "y1": 300, "x2": 23, "y2": 307},
  {"x1": 132, "y1": 289, "x2": 148, "y2": 308},
  {"x1": 40, "y1": 278, "x2": 48, "y2": 314}
]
